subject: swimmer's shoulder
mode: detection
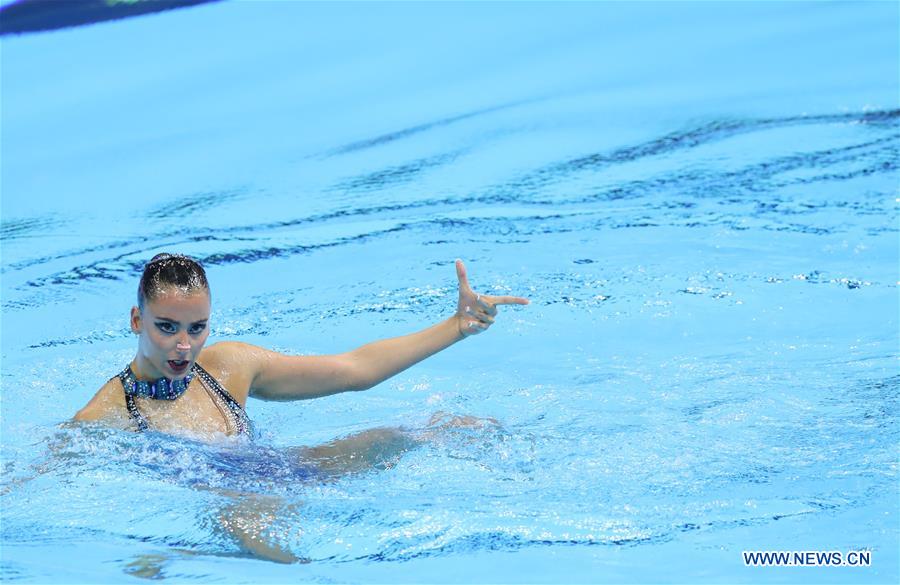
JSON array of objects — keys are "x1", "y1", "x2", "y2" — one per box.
[
  {"x1": 197, "y1": 341, "x2": 269, "y2": 405},
  {"x1": 198, "y1": 341, "x2": 269, "y2": 376},
  {"x1": 74, "y1": 376, "x2": 127, "y2": 423},
  {"x1": 199, "y1": 340, "x2": 265, "y2": 363}
]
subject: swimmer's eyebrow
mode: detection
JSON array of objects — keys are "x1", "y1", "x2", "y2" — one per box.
[{"x1": 155, "y1": 317, "x2": 208, "y2": 325}]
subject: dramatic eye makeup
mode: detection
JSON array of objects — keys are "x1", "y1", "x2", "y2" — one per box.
[
  {"x1": 155, "y1": 321, "x2": 176, "y2": 334},
  {"x1": 154, "y1": 320, "x2": 207, "y2": 334}
]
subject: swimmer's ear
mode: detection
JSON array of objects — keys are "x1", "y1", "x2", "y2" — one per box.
[{"x1": 130, "y1": 306, "x2": 142, "y2": 334}]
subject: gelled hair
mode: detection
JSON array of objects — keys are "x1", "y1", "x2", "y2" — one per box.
[{"x1": 137, "y1": 253, "x2": 210, "y2": 310}]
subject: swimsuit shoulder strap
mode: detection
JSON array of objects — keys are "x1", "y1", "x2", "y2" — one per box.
[
  {"x1": 116, "y1": 371, "x2": 149, "y2": 431},
  {"x1": 193, "y1": 363, "x2": 252, "y2": 436}
]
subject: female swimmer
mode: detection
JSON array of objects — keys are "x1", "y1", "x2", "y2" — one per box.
[
  {"x1": 71, "y1": 254, "x2": 528, "y2": 562},
  {"x1": 74, "y1": 253, "x2": 529, "y2": 439}
]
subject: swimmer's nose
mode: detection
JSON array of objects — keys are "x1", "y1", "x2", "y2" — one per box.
[{"x1": 176, "y1": 340, "x2": 191, "y2": 354}]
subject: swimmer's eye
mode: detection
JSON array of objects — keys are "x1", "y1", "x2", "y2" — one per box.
[
  {"x1": 188, "y1": 323, "x2": 207, "y2": 335},
  {"x1": 155, "y1": 322, "x2": 206, "y2": 335},
  {"x1": 155, "y1": 322, "x2": 176, "y2": 334}
]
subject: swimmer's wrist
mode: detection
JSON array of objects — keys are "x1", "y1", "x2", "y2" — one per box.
[{"x1": 453, "y1": 315, "x2": 467, "y2": 341}]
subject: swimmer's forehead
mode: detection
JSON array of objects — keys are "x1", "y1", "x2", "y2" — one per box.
[{"x1": 144, "y1": 287, "x2": 210, "y2": 320}]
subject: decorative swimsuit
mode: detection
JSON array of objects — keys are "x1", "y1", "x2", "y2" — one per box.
[{"x1": 117, "y1": 363, "x2": 252, "y2": 437}]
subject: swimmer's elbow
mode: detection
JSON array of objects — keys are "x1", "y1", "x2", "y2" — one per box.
[
  {"x1": 342, "y1": 368, "x2": 380, "y2": 393},
  {"x1": 346, "y1": 380, "x2": 374, "y2": 393}
]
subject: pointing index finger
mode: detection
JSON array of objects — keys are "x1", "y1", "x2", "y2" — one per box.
[{"x1": 483, "y1": 294, "x2": 530, "y2": 306}]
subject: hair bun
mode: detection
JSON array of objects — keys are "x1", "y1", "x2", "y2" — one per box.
[
  {"x1": 149, "y1": 253, "x2": 174, "y2": 263},
  {"x1": 138, "y1": 253, "x2": 209, "y2": 309}
]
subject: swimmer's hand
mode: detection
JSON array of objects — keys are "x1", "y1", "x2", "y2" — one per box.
[{"x1": 454, "y1": 259, "x2": 529, "y2": 337}]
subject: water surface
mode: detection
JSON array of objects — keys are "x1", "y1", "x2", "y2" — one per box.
[{"x1": 1, "y1": 2, "x2": 898, "y2": 583}]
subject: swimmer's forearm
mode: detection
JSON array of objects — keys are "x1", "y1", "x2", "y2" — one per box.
[
  {"x1": 249, "y1": 260, "x2": 525, "y2": 400},
  {"x1": 245, "y1": 317, "x2": 463, "y2": 400},
  {"x1": 347, "y1": 315, "x2": 464, "y2": 390}
]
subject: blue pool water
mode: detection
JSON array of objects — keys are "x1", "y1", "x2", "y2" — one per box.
[{"x1": 1, "y1": 1, "x2": 898, "y2": 583}]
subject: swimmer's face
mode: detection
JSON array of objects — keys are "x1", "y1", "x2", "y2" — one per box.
[{"x1": 130, "y1": 286, "x2": 211, "y2": 380}]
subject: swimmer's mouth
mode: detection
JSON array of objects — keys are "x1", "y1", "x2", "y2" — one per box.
[{"x1": 168, "y1": 360, "x2": 189, "y2": 372}]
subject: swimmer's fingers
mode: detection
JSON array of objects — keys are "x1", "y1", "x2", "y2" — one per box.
[
  {"x1": 474, "y1": 294, "x2": 498, "y2": 316},
  {"x1": 459, "y1": 319, "x2": 490, "y2": 336},
  {"x1": 480, "y1": 294, "x2": 530, "y2": 308},
  {"x1": 454, "y1": 260, "x2": 528, "y2": 338},
  {"x1": 463, "y1": 305, "x2": 495, "y2": 325},
  {"x1": 455, "y1": 259, "x2": 473, "y2": 293}
]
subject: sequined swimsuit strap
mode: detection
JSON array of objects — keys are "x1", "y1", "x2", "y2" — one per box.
[
  {"x1": 192, "y1": 363, "x2": 251, "y2": 437},
  {"x1": 117, "y1": 368, "x2": 150, "y2": 431}
]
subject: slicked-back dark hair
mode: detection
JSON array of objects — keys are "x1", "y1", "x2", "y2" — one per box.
[{"x1": 137, "y1": 253, "x2": 210, "y2": 311}]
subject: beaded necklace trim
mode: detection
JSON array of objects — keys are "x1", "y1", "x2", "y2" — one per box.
[{"x1": 118, "y1": 364, "x2": 192, "y2": 400}]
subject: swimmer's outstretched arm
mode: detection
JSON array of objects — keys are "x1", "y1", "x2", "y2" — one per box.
[{"x1": 237, "y1": 260, "x2": 529, "y2": 401}]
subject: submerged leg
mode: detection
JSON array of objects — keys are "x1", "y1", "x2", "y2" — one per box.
[
  {"x1": 122, "y1": 494, "x2": 304, "y2": 576},
  {"x1": 292, "y1": 427, "x2": 421, "y2": 476},
  {"x1": 122, "y1": 553, "x2": 171, "y2": 579},
  {"x1": 293, "y1": 413, "x2": 504, "y2": 477},
  {"x1": 217, "y1": 494, "x2": 304, "y2": 564},
  {"x1": 425, "y1": 411, "x2": 501, "y2": 431}
]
